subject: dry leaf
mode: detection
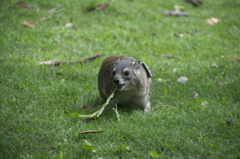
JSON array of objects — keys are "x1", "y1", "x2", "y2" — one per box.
[
  {"x1": 23, "y1": 21, "x2": 35, "y2": 27},
  {"x1": 37, "y1": 54, "x2": 104, "y2": 66},
  {"x1": 85, "y1": 118, "x2": 96, "y2": 122},
  {"x1": 79, "y1": 130, "x2": 104, "y2": 134},
  {"x1": 83, "y1": 105, "x2": 92, "y2": 111},
  {"x1": 221, "y1": 56, "x2": 240, "y2": 63},
  {"x1": 87, "y1": 3, "x2": 109, "y2": 12},
  {"x1": 226, "y1": 120, "x2": 233, "y2": 126},
  {"x1": 174, "y1": 33, "x2": 186, "y2": 37},
  {"x1": 48, "y1": 6, "x2": 64, "y2": 15},
  {"x1": 71, "y1": 89, "x2": 116, "y2": 119},
  {"x1": 193, "y1": 92, "x2": 199, "y2": 99},
  {"x1": 177, "y1": 76, "x2": 188, "y2": 83},
  {"x1": 184, "y1": 0, "x2": 203, "y2": 7},
  {"x1": 164, "y1": 11, "x2": 189, "y2": 16},
  {"x1": 206, "y1": 17, "x2": 219, "y2": 26},
  {"x1": 16, "y1": 2, "x2": 31, "y2": 8}
]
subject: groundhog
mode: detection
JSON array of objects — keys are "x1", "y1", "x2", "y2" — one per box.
[{"x1": 98, "y1": 55, "x2": 152, "y2": 112}]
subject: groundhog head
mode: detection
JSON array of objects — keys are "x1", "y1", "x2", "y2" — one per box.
[{"x1": 112, "y1": 58, "x2": 151, "y2": 91}]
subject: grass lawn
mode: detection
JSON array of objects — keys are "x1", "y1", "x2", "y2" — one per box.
[{"x1": 0, "y1": 0, "x2": 240, "y2": 158}]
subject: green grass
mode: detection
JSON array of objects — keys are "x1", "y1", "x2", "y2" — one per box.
[{"x1": 0, "y1": 0, "x2": 240, "y2": 158}]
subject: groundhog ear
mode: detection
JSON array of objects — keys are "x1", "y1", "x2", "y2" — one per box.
[
  {"x1": 141, "y1": 62, "x2": 152, "y2": 78},
  {"x1": 132, "y1": 60, "x2": 141, "y2": 69}
]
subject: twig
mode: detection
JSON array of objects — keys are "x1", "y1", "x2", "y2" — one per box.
[
  {"x1": 38, "y1": 54, "x2": 104, "y2": 66},
  {"x1": 80, "y1": 35, "x2": 93, "y2": 41},
  {"x1": 82, "y1": 54, "x2": 104, "y2": 62},
  {"x1": 174, "y1": 31, "x2": 205, "y2": 37},
  {"x1": 48, "y1": 6, "x2": 65, "y2": 15},
  {"x1": 79, "y1": 130, "x2": 104, "y2": 134},
  {"x1": 54, "y1": 38, "x2": 82, "y2": 56},
  {"x1": 87, "y1": 3, "x2": 109, "y2": 12},
  {"x1": 39, "y1": 6, "x2": 65, "y2": 21},
  {"x1": 164, "y1": 11, "x2": 189, "y2": 16},
  {"x1": 149, "y1": 53, "x2": 180, "y2": 59},
  {"x1": 184, "y1": 0, "x2": 203, "y2": 7},
  {"x1": 191, "y1": 31, "x2": 205, "y2": 36},
  {"x1": 221, "y1": 56, "x2": 240, "y2": 63},
  {"x1": 164, "y1": 5, "x2": 189, "y2": 16}
]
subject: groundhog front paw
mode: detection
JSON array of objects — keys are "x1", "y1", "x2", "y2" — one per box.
[{"x1": 143, "y1": 101, "x2": 150, "y2": 113}]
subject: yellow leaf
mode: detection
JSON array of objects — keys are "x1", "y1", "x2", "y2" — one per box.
[{"x1": 23, "y1": 20, "x2": 35, "y2": 27}]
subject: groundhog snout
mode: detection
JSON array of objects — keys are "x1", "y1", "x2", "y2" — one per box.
[
  {"x1": 113, "y1": 76, "x2": 125, "y2": 89},
  {"x1": 113, "y1": 76, "x2": 121, "y2": 84},
  {"x1": 113, "y1": 77, "x2": 119, "y2": 84}
]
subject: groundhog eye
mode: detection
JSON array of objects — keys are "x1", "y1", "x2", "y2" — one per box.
[
  {"x1": 112, "y1": 71, "x2": 115, "y2": 75},
  {"x1": 124, "y1": 71, "x2": 130, "y2": 76}
]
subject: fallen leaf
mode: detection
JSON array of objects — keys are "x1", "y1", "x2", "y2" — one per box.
[
  {"x1": 71, "y1": 113, "x2": 81, "y2": 118},
  {"x1": 87, "y1": 3, "x2": 109, "y2": 12},
  {"x1": 148, "y1": 53, "x2": 180, "y2": 59},
  {"x1": 83, "y1": 140, "x2": 96, "y2": 152},
  {"x1": 71, "y1": 89, "x2": 116, "y2": 119},
  {"x1": 151, "y1": 32, "x2": 157, "y2": 36},
  {"x1": 82, "y1": 54, "x2": 105, "y2": 63},
  {"x1": 177, "y1": 76, "x2": 188, "y2": 83},
  {"x1": 191, "y1": 31, "x2": 205, "y2": 36},
  {"x1": 221, "y1": 56, "x2": 240, "y2": 63},
  {"x1": 83, "y1": 105, "x2": 92, "y2": 111},
  {"x1": 184, "y1": 0, "x2": 203, "y2": 7},
  {"x1": 121, "y1": 144, "x2": 130, "y2": 151},
  {"x1": 56, "y1": 72, "x2": 62, "y2": 75},
  {"x1": 79, "y1": 130, "x2": 104, "y2": 134},
  {"x1": 149, "y1": 151, "x2": 159, "y2": 157},
  {"x1": 226, "y1": 120, "x2": 233, "y2": 126},
  {"x1": 23, "y1": 21, "x2": 35, "y2": 28},
  {"x1": 16, "y1": 2, "x2": 31, "y2": 8},
  {"x1": 48, "y1": 6, "x2": 64, "y2": 15},
  {"x1": 80, "y1": 35, "x2": 93, "y2": 41},
  {"x1": 174, "y1": 33, "x2": 186, "y2": 37},
  {"x1": 85, "y1": 118, "x2": 96, "y2": 122},
  {"x1": 71, "y1": 76, "x2": 78, "y2": 80},
  {"x1": 193, "y1": 92, "x2": 199, "y2": 99},
  {"x1": 164, "y1": 10, "x2": 189, "y2": 16},
  {"x1": 164, "y1": 55, "x2": 180, "y2": 59},
  {"x1": 37, "y1": 54, "x2": 104, "y2": 66},
  {"x1": 206, "y1": 17, "x2": 220, "y2": 26}
]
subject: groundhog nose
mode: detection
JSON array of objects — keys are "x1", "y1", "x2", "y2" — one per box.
[{"x1": 113, "y1": 77, "x2": 119, "y2": 84}]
